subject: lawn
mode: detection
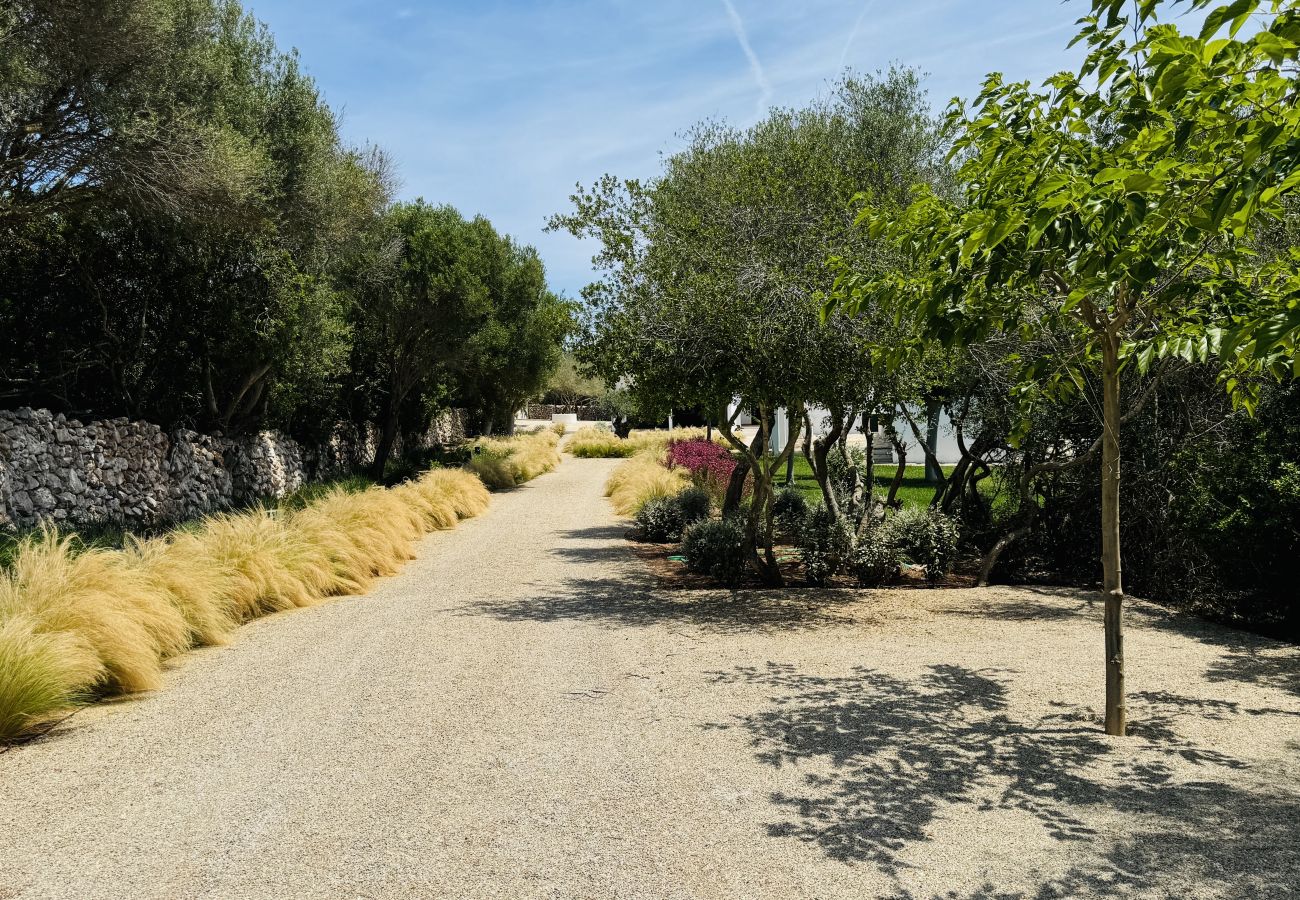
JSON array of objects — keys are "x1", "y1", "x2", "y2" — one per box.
[{"x1": 783, "y1": 454, "x2": 952, "y2": 510}]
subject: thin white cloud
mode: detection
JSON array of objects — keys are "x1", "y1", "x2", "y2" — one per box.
[
  {"x1": 838, "y1": 0, "x2": 876, "y2": 71},
  {"x1": 718, "y1": 0, "x2": 772, "y2": 116}
]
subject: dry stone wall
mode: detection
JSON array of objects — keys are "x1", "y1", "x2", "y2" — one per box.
[
  {"x1": 522, "y1": 404, "x2": 608, "y2": 422},
  {"x1": 0, "y1": 407, "x2": 468, "y2": 532}
]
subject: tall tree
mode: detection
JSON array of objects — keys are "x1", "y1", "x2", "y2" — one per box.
[
  {"x1": 357, "y1": 203, "x2": 490, "y2": 478},
  {"x1": 552, "y1": 71, "x2": 946, "y2": 582},
  {"x1": 0, "y1": 0, "x2": 391, "y2": 436},
  {"x1": 832, "y1": 0, "x2": 1300, "y2": 735},
  {"x1": 0, "y1": 0, "x2": 253, "y2": 226}
]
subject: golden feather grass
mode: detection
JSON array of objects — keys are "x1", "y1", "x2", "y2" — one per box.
[
  {"x1": 567, "y1": 427, "x2": 635, "y2": 458},
  {"x1": 604, "y1": 451, "x2": 690, "y2": 517},
  {"x1": 466, "y1": 430, "x2": 562, "y2": 489},
  {"x1": 568, "y1": 427, "x2": 720, "y2": 459},
  {"x1": 627, "y1": 427, "x2": 716, "y2": 454},
  {"x1": 0, "y1": 467, "x2": 490, "y2": 741}
]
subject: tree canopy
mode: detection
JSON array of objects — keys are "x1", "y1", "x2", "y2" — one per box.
[
  {"x1": 551, "y1": 70, "x2": 947, "y2": 582},
  {"x1": 829, "y1": 0, "x2": 1300, "y2": 734},
  {"x1": 0, "y1": 0, "x2": 567, "y2": 462}
]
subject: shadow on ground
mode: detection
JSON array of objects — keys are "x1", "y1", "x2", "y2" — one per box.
[
  {"x1": 467, "y1": 574, "x2": 871, "y2": 631},
  {"x1": 465, "y1": 524, "x2": 913, "y2": 631},
  {"x1": 704, "y1": 662, "x2": 1300, "y2": 898}
]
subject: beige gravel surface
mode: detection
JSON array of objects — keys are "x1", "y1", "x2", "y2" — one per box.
[{"x1": 2, "y1": 456, "x2": 1299, "y2": 899}]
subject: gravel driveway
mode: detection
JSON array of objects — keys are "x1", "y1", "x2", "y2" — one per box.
[{"x1": 2, "y1": 457, "x2": 1298, "y2": 899}]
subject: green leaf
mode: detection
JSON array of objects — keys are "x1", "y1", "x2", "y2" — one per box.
[
  {"x1": 1123, "y1": 172, "x2": 1162, "y2": 193},
  {"x1": 1200, "y1": 0, "x2": 1259, "y2": 40}
]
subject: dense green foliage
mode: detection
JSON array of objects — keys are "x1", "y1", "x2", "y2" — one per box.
[
  {"x1": 851, "y1": 523, "x2": 903, "y2": 588},
  {"x1": 552, "y1": 70, "x2": 947, "y2": 584},
  {"x1": 0, "y1": 0, "x2": 567, "y2": 458},
  {"x1": 681, "y1": 517, "x2": 748, "y2": 586},
  {"x1": 889, "y1": 508, "x2": 961, "y2": 585},
  {"x1": 1022, "y1": 376, "x2": 1300, "y2": 636},
  {"x1": 635, "y1": 486, "x2": 711, "y2": 543},
  {"x1": 796, "y1": 504, "x2": 853, "y2": 586}
]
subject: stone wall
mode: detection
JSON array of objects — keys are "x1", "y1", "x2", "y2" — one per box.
[
  {"x1": 0, "y1": 407, "x2": 468, "y2": 532},
  {"x1": 426, "y1": 408, "x2": 468, "y2": 447},
  {"x1": 522, "y1": 404, "x2": 608, "y2": 422}
]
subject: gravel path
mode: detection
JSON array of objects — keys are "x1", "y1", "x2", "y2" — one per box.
[{"x1": 2, "y1": 457, "x2": 1298, "y2": 899}]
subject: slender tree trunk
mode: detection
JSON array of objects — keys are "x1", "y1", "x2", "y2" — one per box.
[
  {"x1": 884, "y1": 414, "x2": 909, "y2": 509},
  {"x1": 862, "y1": 412, "x2": 876, "y2": 506},
  {"x1": 723, "y1": 427, "x2": 763, "y2": 517},
  {"x1": 1100, "y1": 327, "x2": 1126, "y2": 737},
  {"x1": 901, "y1": 405, "x2": 948, "y2": 501},
  {"x1": 806, "y1": 411, "x2": 844, "y2": 520},
  {"x1": 924, "y1": 399, "x2": 943, "y2": 483},
  {"x1": 978, "y1": 468, "x2": 1036, "y2": 586}
]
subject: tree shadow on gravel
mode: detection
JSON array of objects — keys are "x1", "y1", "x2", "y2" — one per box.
[
  {"x1": 546, "y1": 525, "x2": 645, "y2": 565},
  {"x1": 705, "y1": 663, "x2": 1300, "y2": 898},
  {"x1": 467, "y1": 575, "x2": 870, "y2": 631}
]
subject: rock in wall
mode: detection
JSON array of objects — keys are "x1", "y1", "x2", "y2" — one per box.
[{"x1": 227, "y1": 431, "x2": 306, "y2": 503}]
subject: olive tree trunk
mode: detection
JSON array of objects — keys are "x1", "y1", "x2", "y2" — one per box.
[{"x1": 1100, "y1": 327, "x2": 1126, "y2": 737}]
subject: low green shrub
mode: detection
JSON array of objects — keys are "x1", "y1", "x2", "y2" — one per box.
[
  {"x1": 675, "y1": 486, "x2": 712, "y2": 529},
  {"x1": 851, "y1": 523, "x2": 903, "y2": 587},
  {"x1": 797, "y1": 504, "x2": 853, "y2": 586},
  {"x1": 636, "y1": 486, "x2": 712, "y2": 542},
  {"x1": 636, "y1": 497, "x2": 684, "y2": 543},
  {"x1": 891, "y1": 507, "x2": 961, "y2": 584},
  {"x1": 825, "y1": 446, "x2": 866, "y2": 493},
  {"x1": 772, "y1": 486, "x2": 809, "y2": 539},
  {"x1": 681, "y1": 517, "x2": 748, "y2": 586}
]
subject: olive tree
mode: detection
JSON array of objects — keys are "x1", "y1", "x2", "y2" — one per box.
[
  {"x1": 0, "y1": 0, "x2": 255, "y2": 226},
  {"x1": 551, "y1": 72, "x2": 946, "y2": 581}
]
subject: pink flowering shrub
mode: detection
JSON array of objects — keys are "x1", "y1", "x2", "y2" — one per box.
[{"x1": 666, "y1": 439, "x2": 738, "y2": 500}]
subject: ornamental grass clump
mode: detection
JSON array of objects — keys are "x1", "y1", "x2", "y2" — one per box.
[
  {"x1": 0, "y1": 467, "x2": 490, "y2": 741},
  {"x1": 567, "y1": 426, "x2": 635, "y2": 458},
  {"x1": 466, "y1": 430, "x2": 562, "y2": 488},
  {"x1": 604, "y1": 452, "x2": 689, "y2": 516},
  {"x1": 626, "y1": 427, "x2": 712, "y2": 455}
]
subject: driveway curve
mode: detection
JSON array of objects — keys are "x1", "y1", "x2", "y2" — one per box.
[{"x1": 2, "y1": 456, "x2": 1298, "y2": 899}]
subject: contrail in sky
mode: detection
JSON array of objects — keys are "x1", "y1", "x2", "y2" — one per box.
[
  {"x1": 839, "y1": 0, "x2": 876, "y2": 70},
  {"x1": 719, "y1": 0, "x2": 773, "y2": 116}
]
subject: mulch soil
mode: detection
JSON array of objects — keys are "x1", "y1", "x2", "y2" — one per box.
[{"x1": 623, "y1": 528, "x2": 979, "y2": 592}]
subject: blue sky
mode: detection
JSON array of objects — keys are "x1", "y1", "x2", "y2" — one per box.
[{"x1": 242, "y1": 0, "x2": 1188, "y2": 298}]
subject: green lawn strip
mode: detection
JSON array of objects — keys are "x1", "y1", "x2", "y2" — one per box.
[{"x1": 782, "y1": 455, "x2": 951, "y2": 510}]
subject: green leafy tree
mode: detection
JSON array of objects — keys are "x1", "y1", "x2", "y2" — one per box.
[
  {"x1": 454, "y1": 248, "x2": 572, "y2": 435},
  {"x1": 552, "y1": 72, "x2": 945, "y2": 583},
  {"x1": 542, "y1": 352, "x2": 605, "y2": 413},
  {"x1": 0, "y1": 1, "x2": 391, "y2": 437},
  {"x1": 832, "y1": 0, "x2": 1300, "y2": 734},
  {"x1": 0, "y1": 0, "x2": 255, "y2": 226},
  {"x1": 356, "y1": 203, "x2": 491, "y2": 477}
]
